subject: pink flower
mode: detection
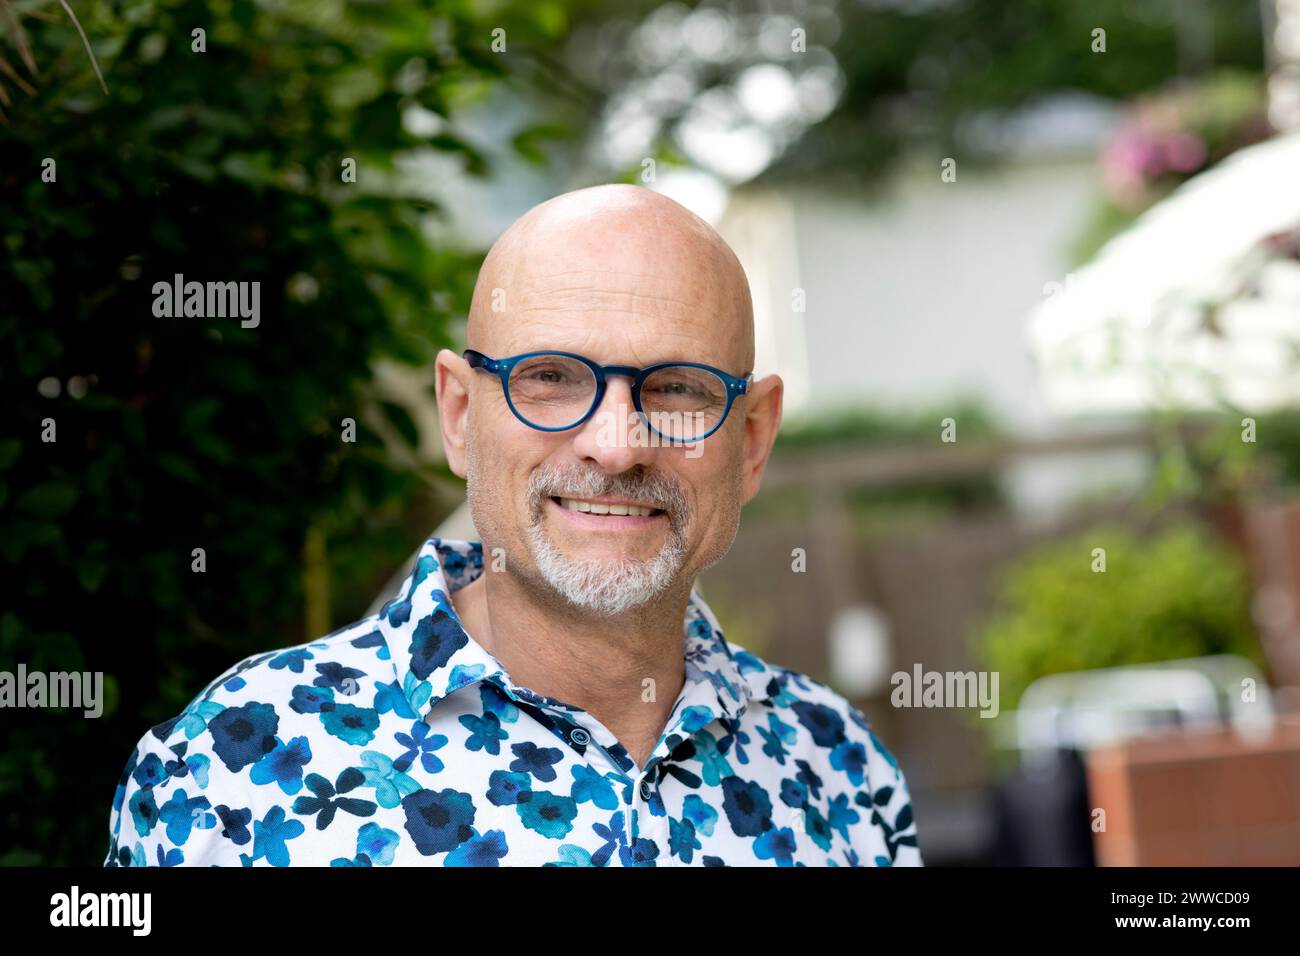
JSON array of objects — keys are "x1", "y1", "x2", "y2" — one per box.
[{"x1": 1161, "y1": 132, "x2": 1206, "y2": 173}]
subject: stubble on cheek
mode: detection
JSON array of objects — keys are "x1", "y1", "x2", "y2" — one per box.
[
  {"x1": 463, "y1": 421, "x2": 505, "y2": 549},
  {"x1": 695, "y1": 480, "x2": 743, "y2": 572},
  {"x1": 464, "y1": 420, "x2": 548, "y2": 579},
  {"x1": 689, "y1": 431, "x2": 748, "y2": 572}
]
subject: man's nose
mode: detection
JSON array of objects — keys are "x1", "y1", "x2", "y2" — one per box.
[{"x1": 569, "y1": 376, "x2": 657, "y2": 472}]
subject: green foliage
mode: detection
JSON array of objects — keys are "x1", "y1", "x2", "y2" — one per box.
[
  {"x1": 775, "y1": 398, "x2": 1000, "y2": 449},
  {"x1": 0, "y1": 0, "x2": 574, "y2": 864},
  {"x1": 1142, "y1": 410, "x2": 1300, "y2": 511},
  {"x1": 761, "y1": 399, "x2": 1005, "y2": 526},
  {"x1": 977, "y1": 523, "x2": 1264, "y2": 712},
  {"x1": 1252, "y1": 410, "x2": 1300, "y2": 492},
  {"x1": 781, "y1": 0, "x2": 1265, "y2": 182},
  {"x1": 528, "y1": 1, "x2": 1266, "y2": 188}
]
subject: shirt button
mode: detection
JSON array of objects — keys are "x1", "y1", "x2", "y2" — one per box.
[
  {"x1": 639, "y1": 779, "x2": 653, "y2": 801},
  {"x1": 569, "y1": 727, "x2": 590, "y2": 746}
]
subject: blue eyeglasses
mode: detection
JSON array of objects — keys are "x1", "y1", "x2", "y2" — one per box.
[{"x1": 464, "y1": 348, "x2": 752, "y2": 443}]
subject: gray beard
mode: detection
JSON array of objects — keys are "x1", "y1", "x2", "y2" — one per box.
[
  {"x1": 525, "y1": 516, "x2": 688, "y2": 615},
  {"x1": 523, "y1": 461, "x2": 691, "y2": 615}
]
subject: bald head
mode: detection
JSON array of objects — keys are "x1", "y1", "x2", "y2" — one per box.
[{"x1": 467, "y1": 184, "x2": 755, "y2": 374}]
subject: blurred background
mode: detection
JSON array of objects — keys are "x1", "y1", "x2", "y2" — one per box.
[{"x1": 3, "y1": 0, "x2": 1300, "y2": 865}]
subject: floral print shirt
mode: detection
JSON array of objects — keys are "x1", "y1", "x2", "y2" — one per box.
[{"x1": 103, "y1": 537, "x2": 922, "y2": 867}]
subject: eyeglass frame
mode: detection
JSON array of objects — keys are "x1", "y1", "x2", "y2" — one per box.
[{"x1": 463, "y1": 348, "x2": 753, "y2": 443}]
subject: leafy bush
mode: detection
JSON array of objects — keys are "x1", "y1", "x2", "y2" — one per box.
[
  {"x1": 0, "y1": 0, "x2": 572, "y2": 864},
  {"x1": 978, "y1": 523, "x2": 1265, "y2": 711}
]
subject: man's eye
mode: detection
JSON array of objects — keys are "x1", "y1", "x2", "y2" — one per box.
[{"x1": 648, "y1": 381, "x2": 698, "y2": 396}]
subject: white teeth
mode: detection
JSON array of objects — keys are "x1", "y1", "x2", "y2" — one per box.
[{"x1": 558, "y1": 498, "x2": 656, "y2": 517}]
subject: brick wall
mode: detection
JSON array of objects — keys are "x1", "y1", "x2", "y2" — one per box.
[{"x1": 1087, "y1": 715, "x2": 1300, "y2": 866}]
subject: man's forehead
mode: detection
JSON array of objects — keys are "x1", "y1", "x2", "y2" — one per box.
[
  {"x1": 469, "y1": 185, "x2": 755, "y2": 368},
  {"x1": 516, "y1": 268, "x2": 702, "y2": 318},
  {"x1": 491, "y1": 308, "x2": 737, "y2": 371}
]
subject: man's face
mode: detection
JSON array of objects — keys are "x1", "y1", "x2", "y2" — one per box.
[{"x1": 453, "y1": 197, "x2": 762, "y2": 616}]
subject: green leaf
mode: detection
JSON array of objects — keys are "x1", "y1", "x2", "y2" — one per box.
[
  {"x1": 155, "y1": 453, "x2": 203, "y2": 484},
  {"x1": 78, "y1": 559, "x2": 110, "y2": 593},
  {"x1": 16, "y1": 482, "x2": 80, "y2": 517}
]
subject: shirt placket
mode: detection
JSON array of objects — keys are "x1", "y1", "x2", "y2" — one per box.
[
  {"x1": 628, "y1": 768, "x2": 658, "y2": 866},
  {"x1": 631, "y1": 674, "x2": 730, "y2": 866},
  {"x1": 495, "y1": 671, "x2": 725, "y2": 867},
  {"x1": 564, "y1": 715, "x2": 659, "y2": 866}
]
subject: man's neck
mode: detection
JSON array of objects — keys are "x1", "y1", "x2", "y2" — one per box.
[{"x1": 447, "y1": 568, "x2": 690, "y2": 771}]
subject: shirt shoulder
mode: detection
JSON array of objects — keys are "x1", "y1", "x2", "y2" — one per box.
[
  {"x1": 725, "y1": 639, "x2": 924, "y2": 866},
  {"x1": 102, "y1": 613, "x2": 393, "y2": 867}
]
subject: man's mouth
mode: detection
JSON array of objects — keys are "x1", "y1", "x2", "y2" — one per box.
[{"x1": 549, "y1": 496, "x2": 665, "y2": 518}]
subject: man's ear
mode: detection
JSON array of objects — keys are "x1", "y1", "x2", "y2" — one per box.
[
  {"x1": 434, "y1": 349, "x2": 472, "y2": 479},
  {"x1": 740, "y1": 373, "x2": 783, "y2": 504}
]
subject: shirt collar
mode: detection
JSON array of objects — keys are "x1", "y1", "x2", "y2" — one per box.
[{"x1": 376, "y1": 537, "x2": 757, "y2": 727}]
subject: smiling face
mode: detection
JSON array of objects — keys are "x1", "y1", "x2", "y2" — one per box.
[{"x1": 437, "y1": 184, "x2": 782, "y2": 616}]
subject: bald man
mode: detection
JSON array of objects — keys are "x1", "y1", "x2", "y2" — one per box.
[{"x1": 103, "y1": 185, "x2": 922, "y2": 867}]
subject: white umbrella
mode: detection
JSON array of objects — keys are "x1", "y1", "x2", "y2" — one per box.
[{"x1": 1026, "y1": 129, "x2": 1300, "y2": 414}]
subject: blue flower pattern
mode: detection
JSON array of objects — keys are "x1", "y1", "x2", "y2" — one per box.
[{"x1": 104, "y1": 537, "x2": 921, "y2": 866}]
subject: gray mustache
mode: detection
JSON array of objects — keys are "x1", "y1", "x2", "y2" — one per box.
[{"x1": 529, "y1": 466, "x2": 688, "y2": 516}]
